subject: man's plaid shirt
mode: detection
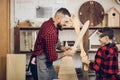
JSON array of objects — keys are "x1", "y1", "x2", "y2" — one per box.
[
  {"x1": 89, "y1": 42, "x2": 119, "y2": 80},
  {"x1": 33, "y1": 18, "x2": 58, "y2": 62}
]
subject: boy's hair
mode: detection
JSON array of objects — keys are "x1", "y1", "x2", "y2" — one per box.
[
  {"x1": 55, "y1": 8, "x2": 71, "y2": 17},
  {"x1": 98, "y1": 27, "x2": 114, "y2": 39}
]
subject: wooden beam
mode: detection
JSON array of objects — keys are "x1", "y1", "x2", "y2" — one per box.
[{"x1": 0, "y1": 0, "x2": 10, "y2": 79}]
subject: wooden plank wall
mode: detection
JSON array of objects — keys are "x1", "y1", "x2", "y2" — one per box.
[{"x1": 0, "y1": 0, "x2": 10, "y2": 80}]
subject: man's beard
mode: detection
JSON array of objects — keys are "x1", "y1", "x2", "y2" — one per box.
[{"x1": 57, "y1": 23, "x2": 63, "y2": 31}]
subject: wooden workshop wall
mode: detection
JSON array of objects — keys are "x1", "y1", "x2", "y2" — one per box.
[{"x1": 0, "y1": 0, "x2": 10, "y2": 80}]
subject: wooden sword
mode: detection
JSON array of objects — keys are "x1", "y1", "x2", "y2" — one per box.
[{"x1": 72, "y1": 16, "x2": 90, "y2": 71}]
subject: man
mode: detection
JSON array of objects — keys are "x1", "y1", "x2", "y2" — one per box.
[
  {"x1": 32, "y1": 8, "x2": 76, "y2": 80},
  {"x1": 82, "y1": 27, "x2": 119, "y2": 80}
]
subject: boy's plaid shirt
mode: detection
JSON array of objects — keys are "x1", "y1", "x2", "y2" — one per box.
[{"x1": 89, "y1": 43, "x2": 119, "y2": 80}]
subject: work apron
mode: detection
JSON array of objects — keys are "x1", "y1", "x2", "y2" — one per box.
[{"x1": 37, "y1": 54, "x2": 57, "y2": 80}]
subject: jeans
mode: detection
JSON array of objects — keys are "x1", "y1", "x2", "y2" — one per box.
[{"x1": 30, "y1": 64, "x2": 38, "y2": 80}]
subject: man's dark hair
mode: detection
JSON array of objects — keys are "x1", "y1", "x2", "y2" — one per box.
[
  {"x1": 98, "y1": 27, "x2": 114, "y2": 39},
  {"x1": 56, "y1": 8, "x2": 71, "y2": 17}
]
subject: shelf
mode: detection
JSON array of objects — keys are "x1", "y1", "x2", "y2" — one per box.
[
  {"x1": 89, "y1": 27, "x2": 120, "y2": 29},
  {"x1": 14, "y1": 27, "x2": 77, "y2": 53},
  {"x1": 15, "y1": 26, "x2": 75, "y2": 30},
  {"x1": 14, "y1": 26, "x2": 120, "y2": 54},
  {"x1": 20, "y1": 51, "x2": 32, "y2": 53},
  {"x1": 89, "y1": 50, "x2": 120, "y2": 53},
  {"x1": 17, "y1": 50, "x2": 81, "y2": 54},
  {"x1": 15, "y1": 26, "x2": 120, "y2": 31},
  {"x1": 15, "y1": 26, "x2": 40, "y2": 30}
]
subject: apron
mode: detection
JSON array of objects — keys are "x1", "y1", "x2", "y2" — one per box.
[{"x1": 37, "y1": 54, "x2": 57, "y2": 80}]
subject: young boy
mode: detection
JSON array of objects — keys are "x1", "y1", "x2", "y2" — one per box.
[{"x1": 82, "y1": 27, "x2": 119, "y2": 80}]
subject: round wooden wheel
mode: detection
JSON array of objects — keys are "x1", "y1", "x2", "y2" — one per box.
[{"x1": 78, "y1": 1, "x2": 105, "y2": 27}]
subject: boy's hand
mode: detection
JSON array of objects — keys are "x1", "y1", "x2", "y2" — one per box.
[{"x1": 82, "y1": 56, "x2": 90, "y2": 65}]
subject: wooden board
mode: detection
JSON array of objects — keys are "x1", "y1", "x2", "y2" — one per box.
[
  {"x1": 78, "y1": 1, "x2": 104, "y2": 26},
  {"x1": 6, "y1": 54, "x2": 26, "y2": 80},
  {"x1": 58, "y1": 56, "x2": 78, "y2": 80},
  {"x1": 58, "y1": 41, "x2": 78, "y2": 80}
]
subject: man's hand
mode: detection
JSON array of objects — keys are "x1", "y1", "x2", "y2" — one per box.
[
  {"x1": 63, "y1": 47, "x2": 76, "y2": 56},
  {"x1": 61, "y1": 46, "x2": 71, "y2": 51}
]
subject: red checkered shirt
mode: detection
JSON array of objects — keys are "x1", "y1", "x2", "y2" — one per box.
[
  {"x1": 33, "y1": 18, "x2": 58, "y2": 62},
  {"x1": 89, "y1": 43, "x2": 119, "y2": 80}
]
